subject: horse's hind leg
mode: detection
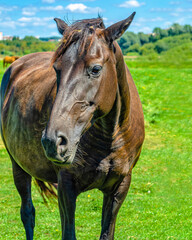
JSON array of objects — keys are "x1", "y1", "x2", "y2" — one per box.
[
  {"x1": 100, "y1": 173, "x2": 132, "y2": 240},
  {"x1": 11, "y1": 157, "x2": 35, "y2": 240}
]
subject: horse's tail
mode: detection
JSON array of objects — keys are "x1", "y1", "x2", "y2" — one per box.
[{"x1": 34, "y1": 179, "x2": 57, "y2": 203}]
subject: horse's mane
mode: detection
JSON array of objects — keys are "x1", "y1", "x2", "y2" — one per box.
[{"x1": 52, "y1": 17, "x2": 105, "y2": 63}]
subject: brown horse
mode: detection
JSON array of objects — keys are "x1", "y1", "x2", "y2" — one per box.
[
  {"x1": 3, "y1": 56, "x2": 20, "y2": 68},
  {"x1": 1, "y1": 12, "x2": 144, "y2": 240}
]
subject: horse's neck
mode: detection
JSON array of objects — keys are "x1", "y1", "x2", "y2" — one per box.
[
  {"x1": 79, "y1": 49, "x2": 131, "y2": 158},
  {"x1": 98, "y1": 49, "x2": 130, "y2": 132},
  {"x1": 90, "y1": 51, "x2": 130, "y2": 146},
  {"x1": 115, "y1": 46, "x2": 131, "y2": 125}
]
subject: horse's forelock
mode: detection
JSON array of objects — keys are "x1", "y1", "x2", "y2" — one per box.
[{"x1": 51, "y1": 17, "x2": 105, "y2": 64}]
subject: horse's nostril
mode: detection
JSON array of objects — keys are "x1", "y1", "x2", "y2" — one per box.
[
  {"x1": 41, "y1": 137, "x2": 57, "y2": 159},
  {"x1": 57, "y1": 135, "x2": 68, "y2": 146}
]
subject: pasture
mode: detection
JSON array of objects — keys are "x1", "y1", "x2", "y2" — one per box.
[{"x1": 0, "y1": 58, "x2": 191, "y2": 239}]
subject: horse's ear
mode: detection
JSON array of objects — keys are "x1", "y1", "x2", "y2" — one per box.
[
  {"x1": 54, "y1": 18, "x2": 68, "y2": 35},
  {"x1": 104, "y1": 12, "x2": 136, "y2": 42}
]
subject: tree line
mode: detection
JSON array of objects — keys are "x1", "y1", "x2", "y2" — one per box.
[
  {"x1": 0, "y1": 36, "x2": 58, "y2": 56},
  {"x1": 118, "y1": 23, "x2": 192, "y2": 55},
  {"x1": 0, "y1": 23, "x2": 191, "y2": 57}
]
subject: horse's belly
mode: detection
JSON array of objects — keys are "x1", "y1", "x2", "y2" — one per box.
[
  {"x1": 4, "y1": 124, "x2": 58, "y2": 182},
  {"x1": 2, "y1": 99, "x2": 58, "y2": 183}
]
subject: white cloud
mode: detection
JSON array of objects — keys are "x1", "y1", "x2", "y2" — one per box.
[
  {"x1": 42, "y1": 17, "x2": 54, "y2": 21},
  {"x1": 0, "y1": 21, "x2": 16, "y2": 29},
  {"x1": 19, "y1": 23, "x2": 27, "y2": 27},
  {"x1": 152, "y1": 7, "x2": 192, "y2": 12},
  {"x1": 42, "y1": 0, "x2": 55, "y2": 3},
  {"x1": 18, "y1": 17, "x2": 39, "y2": 22},
  {"x1": 137, "y1": 17, "x2": 164, "y2": 23},
  {"x1": 170, "y1": 12, "x2": 180, "y2": 16},
  {"x1": 151, "y1": 8, "x2": 172, "y2": 12},
  {"x1": 175, "y1": 7, "x2": 192, "y2": 12},
  {"x1": 18, "y1": 17, "x2": 54, "y2": 27},
  {"x1": 151, "y1": 17, "x2": 164, "y2": 22},
  {"x1": 164, "y1": 21, "x2": 172, "y2": 28},
  {"x1": 40, "y1": 5, "x2": 64, "y2": 11},
  {"x1": 170, "y1": 1, "x2": 181, "y2": 4},
  {"x1": 102, "y1": 18, "x2": 114, "y2": 27},
  {"x1": 65, "y1": 3, "x2": 102, "y2": 13},
  {"x1": 5, "y1": 17, "x2": 12, "y2": 21},
  {"x1": 0, "y1": 20, "x2": 26, "y2": 29},
  {"x1": 119, "y1": 0, "x2": 145, "y2": 8},
  {"x1": 50, "y1": 31, "x2": 60, "y2": 36},
  {"x1": 33, "y1": 22, "x2": 46, "y2": 26},
  {"x1": 176, "y1": 18, "x2": 185, "y2": 24},
  {"x1": 48, "y1": 23, "x2": 57, "y2": 28},
  {"x1": 66, "y1": 3, "x2": 87, "y2": 13},
  {"x1": 22, "y1": 7, "x2": 37, "y2": 16},
  {"x1": 132, "y1": 22, "x2": 141, "y2": 27},
  {"x1": 22, "y1": 11, "x2": 35, "y2": 16},
  {"x1": 0, "y1": 6, "x2": 17, "y2": 12},
  {"x1": 138, "y1": 26, "x2": 151, "y2": 33}
]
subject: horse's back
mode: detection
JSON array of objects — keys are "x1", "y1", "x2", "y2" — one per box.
[
  {"x1": 1, "y1": 52, "x2": 55, "y2": 100},
  {"x1": 1, "y1": 52, "x2": 57, "y2": 124},
  {"x1": 1, "y1": 52, "x2": 58, "y2": 182}
]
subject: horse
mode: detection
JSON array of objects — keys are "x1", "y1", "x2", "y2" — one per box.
[
  {"x1": 0, "y1": 12, "x2": 145, "y2": 240},
  {"x1": 3, "y1": 56, "x2": 20, "y2": 68}
]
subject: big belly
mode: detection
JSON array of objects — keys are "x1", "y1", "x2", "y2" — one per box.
[{"x1": 2, "y1": 101, "x2": 58, "y2": 183}]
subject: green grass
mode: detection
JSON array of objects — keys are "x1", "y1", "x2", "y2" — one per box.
[
  {"x1": 0, "y1": 59, "x2": 192, "y2": 240},
  {"x1": 125, "y1": 41, "x2": 192, "y2": 69}
]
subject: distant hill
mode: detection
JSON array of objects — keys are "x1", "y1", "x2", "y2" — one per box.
[
  {"x1": 137, "y1": 33, "x2": 192, "y2": 55},
  {"x1": 124, "y1": 39, "x2": 192, "y2": 69},
  {"x1": 118, "y1": 23, "x2": 192, "y2": 56},
  {"x1": 0, "y1": 36, "x2": 58, "y2": 56}
]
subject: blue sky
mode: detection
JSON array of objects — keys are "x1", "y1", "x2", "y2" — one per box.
[{"x1": 0, "y1": 0, "x2": 191, "y2": 38}]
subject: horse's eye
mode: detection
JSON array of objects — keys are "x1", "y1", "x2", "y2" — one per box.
[{"x1": 89, "y1": 65, "x2": 102, "y2": 77}]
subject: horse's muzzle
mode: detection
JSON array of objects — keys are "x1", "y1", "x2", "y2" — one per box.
[{"x1": 41, "y1": 131, "x2": 70, "y2": 164}]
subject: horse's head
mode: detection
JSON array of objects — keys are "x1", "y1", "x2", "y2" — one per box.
[{"x1": 41, "y1": 13, "x2": 135, "y2": 165}]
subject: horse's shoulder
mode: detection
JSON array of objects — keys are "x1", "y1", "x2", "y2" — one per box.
[{"x1": 1, "y1": 52, "x2": 57, "y2": 117}]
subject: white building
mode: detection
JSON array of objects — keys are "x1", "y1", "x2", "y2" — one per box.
[
  {"x1": 0, "y1": 32, "x2": 13, "y2": 41},
  {"x1": 0, "y1": 32, "x2": 3, "y2": 40}
]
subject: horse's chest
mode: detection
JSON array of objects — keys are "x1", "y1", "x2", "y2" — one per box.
[{"x1": 75, "y1": 153, "x2": 128, "y2": 192}]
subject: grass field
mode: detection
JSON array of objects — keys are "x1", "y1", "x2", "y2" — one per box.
[{"x1": 0, "y1": 58, "x2": 191, "y2": 240}]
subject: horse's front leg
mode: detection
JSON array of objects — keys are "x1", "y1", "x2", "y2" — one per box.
[
  {"x1": 100, "y1": 173, "x2": 132, "y2": 240},
  {"x1": 11, "y1": 157, "x2": 35, "y2": 240},
  {"x1": 58, "y1": 170, "x2": 78, "y2": 240}
]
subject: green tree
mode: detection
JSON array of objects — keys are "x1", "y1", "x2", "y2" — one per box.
[
  {"x1": 138, "y1": 32, "x2": 149, "y2": 45},
  {"x1": 155, "y1": 41, "x2": 169, "y2": 53},
  {"x1": 159, "y1": 29, "x2": 168, "y2": 38},
  {"x1": 12, "y1": 36, "x2": 20, "y2": 41},
  {"x1": 23, "y1": 36, "x2": 40, "y2": 42},
  {"x1": 118, "y1": 32, "x2": 140, "y2": 54},
  {"x1": 149, "y1": 33, "x2": 160, "y2": 42},
  {"x1": 168, "y1": 23, "x2": 185, "y2": 36},
  {"x1": 153, "y1": 27, "x2": 162, "y2": 35},
  {"x1": 183, "y1": 24, "x2": 192, "y2": 33},
  {"x1": 140, "y1": 43, "x2": 155, "y2": 55},
  {"x1": 127, "y1": 43, "x2": 141, "y2": 53}
]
